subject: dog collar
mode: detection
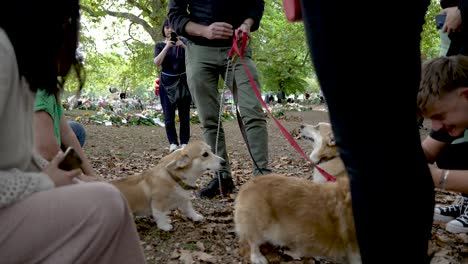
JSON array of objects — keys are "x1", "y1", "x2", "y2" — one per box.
[{"x1": 169, "y1": 173, "x2": 197, "y2": 190}]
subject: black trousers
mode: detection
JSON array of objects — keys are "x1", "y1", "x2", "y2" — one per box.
[
  {"x1": 159, "y1": 74, "x2": 191, "y2": 146},
  {"x1": 299, "y1": 1, "x2": 434, "y2": 263}
]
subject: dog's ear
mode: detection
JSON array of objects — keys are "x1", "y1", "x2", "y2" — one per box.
[
  {"x1": 166, "y1": 154, "x2": 191, "y2": 170},
  {"x1": 327, "y1": 132, "x2": 336, "y2": 146}
]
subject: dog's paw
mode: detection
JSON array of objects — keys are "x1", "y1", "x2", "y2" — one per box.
[
  {"x1": 157, "y1": 223, "x2": 173, "y2": 231},
  {"x1": 190, "y1": 213, "x2": 204, "y2": 222}
]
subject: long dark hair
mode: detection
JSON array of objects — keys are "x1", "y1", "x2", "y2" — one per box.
[
  {"x1": 161, "y1": 19, "x2": 170, "y2": 38},
  {"x1": 0, "y1": 0, "x2": 84, "y2": 94}
]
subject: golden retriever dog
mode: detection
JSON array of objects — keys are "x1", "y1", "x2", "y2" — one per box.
[
  {"x1": 233, "y1": 123, "x2": 360, "y2": 264},
  {"x1": 111, "y1": 140, "x2": 225, "y2": 231},
  {"x1": 300, "y1": 122, "x2": 347, "y2": 182}
]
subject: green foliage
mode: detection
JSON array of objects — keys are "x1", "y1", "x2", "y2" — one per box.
[
  {"x1": 255, "y1": 0, "x2": 312, "y2": 95},
  {"x1": 421, "y1": 0, "x2": 442, "y2": 59},
  {"x1": 127, "y1": 115, "x2": 157, "y2": 126},
  {"x1": 304, "y1": 75, "x2": 320, "y2": 93},
  {"x1": 273, "y1": 110, "x2": 285, "y2": 117},
  {"x1": 77, "y1": 0, "x2": 443, "y2": 99},
  {"x1": 182, "y1": 242, "x2": 198, "y2": 250}
]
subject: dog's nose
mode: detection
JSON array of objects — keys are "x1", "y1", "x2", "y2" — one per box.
[
  {"x1": 220, "y1": 159, "x2": 227, "y2": 167},
  {"x1": 300, "y1": 124, "x2": 305, "y2": 129}
]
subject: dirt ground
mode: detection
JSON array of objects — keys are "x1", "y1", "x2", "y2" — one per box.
[{"x1": 70, "y1": 106, "x2": 468, "y2": 264}]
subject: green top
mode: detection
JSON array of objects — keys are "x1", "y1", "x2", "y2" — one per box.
[
  {"x1": 34, "y1": 89, "x2": 63, "y2": 146},
  {"x1": 453, "y1": 130, "x2": 468, "y2": 144}
]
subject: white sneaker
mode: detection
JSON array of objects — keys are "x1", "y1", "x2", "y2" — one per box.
[
  {"x1": 180, "y1": 144, "x2": 187, "y2": 149},
  {"x1": 169, "y1": 144, "x2": 179, "y2": 152},
  {"x1": 434, "y1": 196, "x2": 468, "y2": 223}
]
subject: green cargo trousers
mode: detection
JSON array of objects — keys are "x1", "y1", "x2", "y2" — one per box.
[{"x1": 185, "y1": 42, "x2": 270, "y2": 176}]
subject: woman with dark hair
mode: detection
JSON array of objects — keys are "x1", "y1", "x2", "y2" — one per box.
[
  {"x1": 154, "y1": 18, "x2": 192, "y2": 153},
  {"x1": 0, "y1": 1, "x2": 146, "y2": 262}
]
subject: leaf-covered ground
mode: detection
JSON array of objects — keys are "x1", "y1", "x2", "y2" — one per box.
[{"x1": 69, "y1": 107, "x2": 468, "y2": 264}]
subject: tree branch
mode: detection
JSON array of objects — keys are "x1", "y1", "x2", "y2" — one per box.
[{"x1": 81, "y1": 4, "x2": 159, "y2": 42}]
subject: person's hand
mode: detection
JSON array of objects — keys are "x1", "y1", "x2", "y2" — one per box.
[
  {"x1": 165, "y1": 40, "x2": 175, "y2": 48},
  {"x1": 238, "y1": 22, "x2": 251, "y2": 35},
  {"x1": 43, "y1": 151, "x2": 82, "y2": 187},
  {"x1": 175, "y1": 39, "x2": 186, "y2": 49},
  {"x1": 203, "y1": 22, "x2": 233, "y2": 40},
  {"x1": 442, "y1": 7, "x2": 462, "y2": 33}
]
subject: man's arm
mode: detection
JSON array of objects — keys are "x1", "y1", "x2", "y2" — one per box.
[
  {"x1": 430, "y1": 165, "x2": 468, "y2": 193},
  {"x1": 422, "y1": 127, "x2": 466, "y2": 163},
  {"x1": 34, "y1": 111, "x2": 61, "y2": 161},
  {"x1": 59, "y1": 116, "x2": 96, "y2": 177},
  {"x1": 421, "y1": 135, "x2": 448, "y2": 163},
  {"x1": 168, "y1": 0, "x2": 191, "y2": 36},
  {"x1": 246, "y1": 0, "x2": 265, "y2": 32},
  {"x1": 168, "y1": 0, "x2": 236, "y2": 40},
  {"x1": 154, "y1": 42, "x2": 172, "y2": 66},
  {"x1": 185, "y1": 21, "x2": 232, "y2": 39}
]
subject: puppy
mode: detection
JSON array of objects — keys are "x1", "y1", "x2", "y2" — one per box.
[
  {"x1": 300, "y1": 122, "x2": 347, "y2": 182},
  {"x1": 111, "y1": 140, "x2": 225, "y2": 231},
  {"x1": 234, "y1": 122, "x2": 360, "y2": 264}
]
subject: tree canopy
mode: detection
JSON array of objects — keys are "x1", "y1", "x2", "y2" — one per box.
[{"x1": 75, "y1": 0, "x2": 443, "y2": 98}]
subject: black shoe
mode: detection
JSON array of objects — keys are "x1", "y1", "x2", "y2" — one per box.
[{"x1": 198, "y1": 174, "x2": 235, "y2": 199}]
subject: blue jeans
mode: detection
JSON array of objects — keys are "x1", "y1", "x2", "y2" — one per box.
[{"x1": 68, "y1": 121, "x2": 86, "y2": 147}]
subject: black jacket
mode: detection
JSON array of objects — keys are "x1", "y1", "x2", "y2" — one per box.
[{"x1": 168, "y1": 0, "x2": 264, "y2": 47}]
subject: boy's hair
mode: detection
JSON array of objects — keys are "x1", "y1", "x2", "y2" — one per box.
[{"x1": 418, "y1": 55, "x2": 468, "y2": 116}]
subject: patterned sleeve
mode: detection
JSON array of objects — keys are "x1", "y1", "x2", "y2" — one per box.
[{"x1": 0, "y1": 170, "x2": 54, "y2": 208}]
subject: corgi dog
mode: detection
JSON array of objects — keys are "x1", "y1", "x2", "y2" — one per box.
[
  {"x1": 111, "y1": 140, "x2": 225, "y2": 231},
  {"x1": 233, "y1": 123, "x2": 360, "y2": 264},
  {"x1": 300, "y1": 122, "x2": 347, "y2": 182}
]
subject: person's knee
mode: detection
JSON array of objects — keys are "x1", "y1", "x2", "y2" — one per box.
[
  {"x1": 83, "y1": 183, "x2": 130, "y2": 228},
  {"x1": 68, "y1": 121, "x2": 86, "y2": 147},
  {"x1": 239, "y1": 105, "x2": 265, "y2": 122}
]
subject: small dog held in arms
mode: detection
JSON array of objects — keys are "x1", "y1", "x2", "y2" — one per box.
[
  {"x1": 233, "y1": 122, "x2": 360, "y2": 264},
  {"x1": 110, "y1": 140, "x2": 225, "y2": 231}
]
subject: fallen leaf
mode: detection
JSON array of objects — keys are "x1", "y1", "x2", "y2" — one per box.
[
  {"x1": 195, "y1": 251, "x2": 216, "y2": 263},
  {"x1": 179, "y1": 250, "x2": 194, "y2": 264},
  {"x1": 196, "y1": 241, "x2": 205, "y2": 251}
]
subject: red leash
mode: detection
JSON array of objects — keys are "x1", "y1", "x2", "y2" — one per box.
[{"x1": 229, "y1": 31, "x2": 336, "y2": 182}]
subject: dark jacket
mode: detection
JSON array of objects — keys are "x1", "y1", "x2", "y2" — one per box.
[
  {"x1": 441, "y1": 0, "x2": 468, "y2": 55},
  {"x1": 154, "y1": 39, "x2": 187, "y2": 75},
  {"x1": 168, "y1": 0, "x2": 264, "y2": 47}
]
